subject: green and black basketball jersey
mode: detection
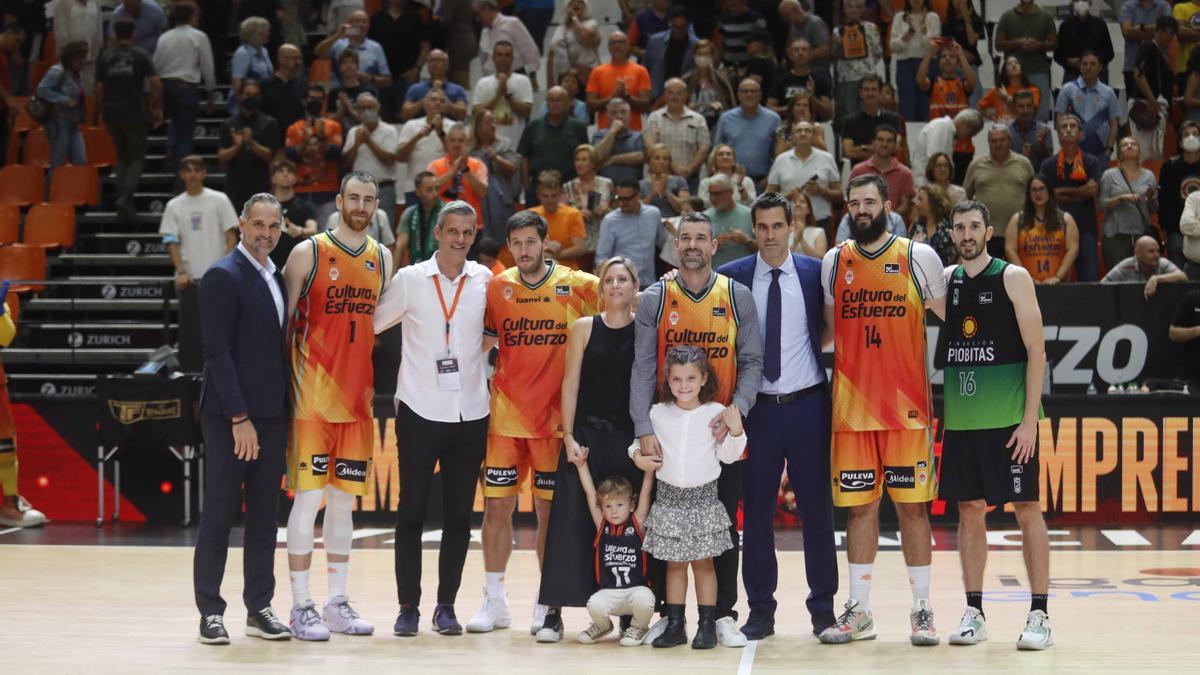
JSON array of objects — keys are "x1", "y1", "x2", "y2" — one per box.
[{"x1": 935, "y1": 259, "x2": 1044, "y2": 430}]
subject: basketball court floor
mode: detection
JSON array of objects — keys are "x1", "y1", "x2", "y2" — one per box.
[{"x1": 2, "y1": 524, "x2": 1196, "y2": 672}]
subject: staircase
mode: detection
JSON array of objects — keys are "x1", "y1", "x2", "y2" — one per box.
[{"x1": 7, "y1": 97, "x2": 231, "y2": 402}]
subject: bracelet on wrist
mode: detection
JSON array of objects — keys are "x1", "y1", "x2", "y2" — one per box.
[{"x1": 232, "y1": 416, "x2": 249, "y2": 425}]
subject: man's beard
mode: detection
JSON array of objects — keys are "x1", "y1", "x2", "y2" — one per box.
[
  {"x1": 850, "y1": 209, "x2": 889, "y2": 243},
  {"x1": 958, "y1": 236, "x2": 987, "y2": 261},
  {"x1": 342, "y1": 210, "x2": 371, "y2": 232}
]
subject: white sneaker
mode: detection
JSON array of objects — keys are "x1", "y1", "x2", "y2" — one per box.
[
  {"x1": 465, "y1": 589, "x2": 511, "y2": 633},
  {"x1": 643, "y1": 616, "x2": 669, "y2": 644},
  {"x1": 1016, "y1": 610, "x2": 1053, "y2": 650},
  {"x1": 0, "y1": 496, "x2": 46, "y2": 527},
  {"x1": 289, "y1": 602, "x2": 331, "y2": 641},
  {"x1": 715, "y1": 617, "x2": 748, "y2": 647},
  {"x1": 910, "y1": 598, "x2": 939, "y2": 646},
  {"x1": 577, "y1": 621, "x2": 613, "y2": 644},
  {"x1": 323, "y1": 595, "x2": 374, "y2": 635},
  {"x1": 620, "y1": 625, "x2": 649, "y2": 647},
  {"x1": 530, "y1": 603, "x2": 548, "y2": 635},
  {"x1": 818, "y1": 599, "x2": 876, "y2": 644},
  {"x1": 949, "y1": 607, "x2": 988, "y2": 645}
]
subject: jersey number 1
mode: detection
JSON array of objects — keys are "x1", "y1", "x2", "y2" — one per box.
[{"x1": 349, "y1": 321, "x2": 357, "y2": 344}]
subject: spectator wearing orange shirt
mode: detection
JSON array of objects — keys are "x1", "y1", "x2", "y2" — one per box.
[
  {"x1": 528, "y1": 171, "x2": 588, "y2": 269},
  {"x1": 979, "y1": 56, "x2": 1041, "y2": 125},
  {"x1": 429, "y1": 124, "x2": 489, "y2": 228},
  {"x1": 586, "y1": 31, "x2": 652, "y2": 131},
  {"x1": 286, "y1": 85, "x2": 343, "y2": 214},
  {"x1": 918, "y1": 41, "x2": 977, "y2": 179}
]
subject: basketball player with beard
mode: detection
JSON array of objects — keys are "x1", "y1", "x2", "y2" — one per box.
[
  {"x1": 818, "y1": 174, "x2": 948, "y2": 646},
  {"x1": 281, "y1": 171, "x2": 393, "y2": 640},
  {"x1": 468, "y1": 210, "x2": 599, "y2": 641},
  {"x1": 936, "y1": 200, "x2": 1052, "y2": 650}
]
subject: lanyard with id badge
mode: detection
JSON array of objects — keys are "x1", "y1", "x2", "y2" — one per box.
[{"x1": 433, "y1": 274, "x2": 466, "y2": 391}]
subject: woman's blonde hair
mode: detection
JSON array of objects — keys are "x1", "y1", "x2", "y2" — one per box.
[
  {"x1": 240, "y1": 16, "x2": 270, "y2": 44},
  {"x1": 706, "y1": 144, "x2": 736, "y2": 174},
  {"x1": 596, "y1": 257, "x2": 639, "y2": 311}
]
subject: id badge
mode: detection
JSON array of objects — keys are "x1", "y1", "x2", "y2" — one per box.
[{"x1": 437, "y1": 354, "x2": 462, "y2": 391}]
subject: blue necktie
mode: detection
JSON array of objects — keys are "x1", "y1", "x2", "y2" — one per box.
[{"x1": 765, "y1": 268, "x2": 782, "y2": 383}]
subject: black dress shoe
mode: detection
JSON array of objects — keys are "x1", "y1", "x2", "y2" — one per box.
[
  {"x1": 740, "y1": 610, "x2": 775, "y2": 640},
  {"x1": 812, "y1": 611, "x2": 837, "y2": 637},
  {"x1": 246, "y1": 607, "x2": 291, "y2": 640},
  {"x1": 199, "y1": 615, "x2": 230, "y2": 645}
]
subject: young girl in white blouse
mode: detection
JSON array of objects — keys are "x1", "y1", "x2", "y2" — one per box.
[{"x1": 637, "y1": 345, "x2": 746, "y2": 650}]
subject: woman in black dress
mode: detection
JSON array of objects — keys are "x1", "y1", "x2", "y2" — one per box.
[{"x1": 537, "y1": 257, "x2": 641, "y2": 631}]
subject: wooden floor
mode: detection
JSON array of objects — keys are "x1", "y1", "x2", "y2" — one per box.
[{"x1": 1, "y1": 546, "x2": 1194, "y2": 673}]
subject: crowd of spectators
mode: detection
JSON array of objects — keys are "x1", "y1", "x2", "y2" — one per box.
[{"x1": 10, "y1": 0, "x2": 1200, "y2": 290}]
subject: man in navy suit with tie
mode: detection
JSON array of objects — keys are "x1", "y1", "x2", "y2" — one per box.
[
  {"x1": 717, "y1": 192, "x2": 838, "y2": 640},
  {"x1": 193, "y1": 193, "x2": 293, "y2": 645}
]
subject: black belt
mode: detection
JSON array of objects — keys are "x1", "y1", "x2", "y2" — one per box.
[
  {"x1": 756, "y1": 382, "x2": 824, "y2": 405},
  {"x1": 162, "y1": 78, "x2": 198, "y2": 85}
]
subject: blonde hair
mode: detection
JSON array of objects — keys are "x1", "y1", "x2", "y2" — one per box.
[
  {"x1": 596, "y1": 257, "x2": 639, "y2": 311},
  {"x1": 706, "y1": 144, "x2": 736, "y2": 174},
  {"x1": 596, "y1": 476, "x2": 634, "y2": 508},
  {"x1": 240, "y1": 16, "x2": 270, "y2": 44}
]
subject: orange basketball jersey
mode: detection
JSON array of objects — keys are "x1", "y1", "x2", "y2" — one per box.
[
  {"x1": 484, "y1": 262, "x2": 600, "y2": 438},
  {"x1": 290, "y1": 232, "x2": 385, "y2": 422},
  {"x1": 1017, "y1": 219, "x2": 1068, "y2": 283},
  {"x1": 828, "y1": 236, "x2": 933, "y2": 432},
  {"x1": 654, "y1": 274, "x2": 740, "y2": 406}
]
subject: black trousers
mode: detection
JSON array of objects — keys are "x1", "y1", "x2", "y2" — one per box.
[
  {"x1": 394, "y1": 402, "x2": 488, "y2": 606},
  {"x1": 193, "y1": 414, "x2": 285, "y2": 617}
]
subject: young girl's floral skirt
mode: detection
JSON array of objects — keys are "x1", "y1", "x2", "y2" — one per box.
[{"x1": 642, "y1": 479, "x2": 732, "y2": 562}]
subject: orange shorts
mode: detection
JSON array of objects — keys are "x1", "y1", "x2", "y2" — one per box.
[
  {"x1": 482, "y1": 434, "x2": 561, "y2": 500},
  {"x1": 832, "y1": 429, "x2": 937, "y2": 507},
  {"x1": 287, "y1": 418, "x2": 376, "y2": 496}
]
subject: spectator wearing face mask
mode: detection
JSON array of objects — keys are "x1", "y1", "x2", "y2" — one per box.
[{"x1": 1055, "y1": 0, "x2": 1114, "y2": 85}]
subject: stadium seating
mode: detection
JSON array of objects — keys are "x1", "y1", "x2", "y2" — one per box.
[
  {"x1": 22, "y1": 203, "x2": 77, "y2": 249},
  {"x1": 83, "y1": 127, "x2": 117, "y2": 168},
  {"x1": 22, "y1": 128, "x2": 51, "y2": 168},
  {"x1": 0, "y1": 243, "x2": 47, "y2": 292},
  {"x1": 0, "y1": 165, "x2": 46, "y2": 207},
  {"x1": 49, "y1": 165, "x2": 99, "y2": 207}
]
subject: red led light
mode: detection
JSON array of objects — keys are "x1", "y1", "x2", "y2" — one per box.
[{"x1": 160, "y1": 481, "x2": 173, "y2": 494}]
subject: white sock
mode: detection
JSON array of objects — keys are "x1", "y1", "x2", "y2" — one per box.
[
  {"x1": 328, "y1": 561, "x2": 348, "y2": 600},
  {"x1": 848, "y1": 563, "x2": 874, "y2": 613},
  {"x1": 290, "y1": 569, "x2": 312, "y2": 608},
  {"x1": 485, "y1": 572, "x2": 505, "y2": 596},
  {"x1": 908, "y1": 564, "x2": 932, "y2": 604}
]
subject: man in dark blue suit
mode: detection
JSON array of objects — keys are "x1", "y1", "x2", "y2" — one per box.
[
  {"x1": 193, "y1": 193, "x2": 292, "y2": 645},
  {"x1": 717, "y1": 192, "x2": 838, "y2": 639}
]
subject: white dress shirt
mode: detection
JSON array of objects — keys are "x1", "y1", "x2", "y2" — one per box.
[
  {"x1": 632, "y1": 402, "x2": 747, "y2": 489},
  {"x1": 753, "y1": 253, "x2": 824, "y2": 394},
  {"x1": 237, "y1": 242, "x2": 284, "y2": 328},
  {"x1": 374, "y1": 253, "x2": 492, "y2": 422},
  {"x1": 152, "y1": 25, "x2": 216, "y2": 92},
  {"x1": 479, "y1": 15, "x2": 541, "y2": 76}
]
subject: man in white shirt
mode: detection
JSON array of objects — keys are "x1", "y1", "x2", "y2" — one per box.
[
  {"x1": 151, "y1": 2, "x2": 216, "y2": 162},
  {"x1": 472, "y1": 41, "x2": 534, "y2": 150},
  {"x1": 159, "y1": 155, "x2": 239, "y2": 370},
  {"x1": 643, "y1": 78, "x2": 710, "y2": 190},
  {"x1": 397, "y1": 89, "x2": 455, "y2": 204},
  {"x1": 474, "y1": 0, "x2": 541, "y2": 90},
  {"x1": 911, "y1": 109, "x2": 984, "y2": 187},
  {"x1": 342, "y1": 92, "x2": 400, "y2": 224},
  {"x1": 766, "y1": 120, "x2": 842, "y2": 231},
  {"x1": 715, "y1": 191, "x2": 838, "y2": 640},
  {"x1": 374, "y1": 200, "x2": 492, "y2": 637}
]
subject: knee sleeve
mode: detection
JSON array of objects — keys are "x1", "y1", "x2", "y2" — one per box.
[
  {"x1": 286, "y1": 488, "x2": 325, "y2": 556},
  {"x1": 321, "y1": 485, "x2": 356, "y2": 556},
  {"x1": 0, "y1": 443, "x2": 17, "y2": 496}
]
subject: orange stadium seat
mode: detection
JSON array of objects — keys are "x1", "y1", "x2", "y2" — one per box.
[
  {"x1": 308, "y1": 58, "x2": 333, "y2": 86},
  {"x1": 0, "y1": 243, "x2": 47, "y2": 292},
  {"x1": 83, "y1": 127, "x2": 116, "y2": 168},
  {"x1": 12, "y1": 96, "x2": 37, "y2": 133},
  {"x1": 0, "y1": 165, "x2": 46, "y2": 207},
  {"x1": 49, "y1": 165, "x2": 99, "y2": 206},
  {"x1": 22, "y1": 203, "x2": 76, "y2": 249},
  {"x1": 0, "y1": 205, "x2": 19, "y2": 244},
  {"x1": 4, "y1": 290, "x2": 19, "y2": 323},
  {"x1": 23, "y1": 127, "x2": 51, "y2": 168}
]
